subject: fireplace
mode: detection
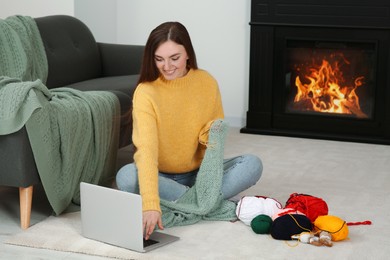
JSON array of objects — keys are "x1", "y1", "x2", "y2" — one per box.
[{"x1": 241, "y1": 0, "x2": 390, "y2": 144}]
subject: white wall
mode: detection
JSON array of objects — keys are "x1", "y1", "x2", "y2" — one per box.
[
  {"x1": 0, "y1": 0, "x2": 73, "y2": 18},
  {"x1": 74, "y1": 0, "x2": 117, "y2": 44},
  {"x1": 114, "y1": 0, "x2": 251, "y2": 127}
]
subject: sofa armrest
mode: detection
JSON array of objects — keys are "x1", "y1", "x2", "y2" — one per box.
[{"x1": 98, "y1": 42, "x2": 144, "y2": 77}]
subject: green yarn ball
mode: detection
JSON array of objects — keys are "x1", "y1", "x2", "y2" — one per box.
[{"x1": 251, "y1": 214, "x2": 272, "y2": 234}]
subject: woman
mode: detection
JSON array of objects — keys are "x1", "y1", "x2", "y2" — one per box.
[{"x1": 116, "y1": 21, "x2": 263, "y2": 240}]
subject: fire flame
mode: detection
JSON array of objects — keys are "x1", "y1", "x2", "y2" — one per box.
[{"x1": 294, "y1": 57, "x2": 367, "y2": 118}]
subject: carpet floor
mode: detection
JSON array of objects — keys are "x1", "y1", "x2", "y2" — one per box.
[{"x1": 2, "y1": 127, "x2": 390, "y2": 259}]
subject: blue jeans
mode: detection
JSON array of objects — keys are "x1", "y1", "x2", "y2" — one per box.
[{"x1": 116, "y1": 154, "x2": 263, "y2": 201}]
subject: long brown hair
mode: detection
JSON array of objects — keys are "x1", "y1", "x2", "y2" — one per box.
[{"x1": 137, "y1": 22, "x2": 198, "y2": 84}]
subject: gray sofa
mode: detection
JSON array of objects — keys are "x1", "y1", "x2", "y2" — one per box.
[{"x1": 0, "y1": 15, "x2": 143, "y2": 229}]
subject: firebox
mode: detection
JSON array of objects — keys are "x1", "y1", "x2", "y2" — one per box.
[
  {"x1": 241, "y1": 0, "x2": 390, "y2": 144},
  {"x1": 284, "y1": 39, "x2": 375, "y2": 119}
]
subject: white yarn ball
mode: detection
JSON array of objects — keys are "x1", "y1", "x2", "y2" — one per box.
[{"x1": 236, "y1": 196, "x2": 282, "y2": 225}]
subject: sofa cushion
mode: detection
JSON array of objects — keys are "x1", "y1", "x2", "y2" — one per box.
[
  {"x1": 35, "y1": 15, "x2": 102, "y2": 88},
  {"x1": 65, "y1": 75, "x2": 138, "y2": 95}
]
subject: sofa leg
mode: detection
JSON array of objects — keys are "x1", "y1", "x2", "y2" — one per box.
[{"x1": 19, "y1": 186, "x2": 33, "y2": 230}]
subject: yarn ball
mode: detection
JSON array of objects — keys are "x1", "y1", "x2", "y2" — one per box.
[
  {"x1": 314, "y1": 215, "x2": 349, "y2": 241},
  {"x1": 251, "y1": 214, "x2": 273, "y2": 234},
  {"x1": 285, "y1": 193, "x2": 328, "y2": 222},
  {"x1": 236, "y1": 196, "x2": 282, "y2": 225},
  {"x1": 270, "y1": 214, "x2": 313, "y2": 240}
]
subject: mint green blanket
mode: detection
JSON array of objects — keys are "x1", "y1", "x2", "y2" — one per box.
[
  {"x1": 0, "y1": 15, "x2": 48, "y2": 82},
  {"x1": 0, "y1": 16, "x2": 120, "y2": 215},
  {"x1": 161, "y1": 120, "x2": 237, "y2": 227}
]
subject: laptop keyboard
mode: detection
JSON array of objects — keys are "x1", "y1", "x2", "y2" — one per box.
[{"x1": 143, "y1": 238, "x2": 159, "y2": 247}]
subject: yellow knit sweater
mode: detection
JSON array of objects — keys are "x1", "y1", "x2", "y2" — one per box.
[{"x1": 132, "y1": 69, "x2": 224, "y2": 213}]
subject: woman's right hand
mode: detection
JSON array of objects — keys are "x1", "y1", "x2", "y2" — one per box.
[{"x1": 143, "y1": 210, "x2": 164, "y2": 240}]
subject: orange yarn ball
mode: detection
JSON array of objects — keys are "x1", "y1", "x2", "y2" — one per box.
[{"x1": 314, "y1": 215, "x2": 349, "y2": 241}]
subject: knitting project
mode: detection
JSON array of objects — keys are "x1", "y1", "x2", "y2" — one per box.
[
  {"x1": 161, "y1": 119, "x2": 237, "y2": 227},
  {"x1": 0, "y1": 16, "x2": 120, "y2": 215}
]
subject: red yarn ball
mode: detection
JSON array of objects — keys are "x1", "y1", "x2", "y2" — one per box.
[{"x1": 285, "y1": 193, "x2": 328, "y2": 222}]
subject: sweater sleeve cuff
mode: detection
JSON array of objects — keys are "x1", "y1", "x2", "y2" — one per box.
[{"x1": 142, "y1": 199, "x2": 162, "y2": 214}]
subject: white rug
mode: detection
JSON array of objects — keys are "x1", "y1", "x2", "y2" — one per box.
[
  {"x1": 5, "y1": 210, "x2": 271, "y2": 260},
  {"x1": 5, "y1": 211, "x2": 142, "y2": 260}
]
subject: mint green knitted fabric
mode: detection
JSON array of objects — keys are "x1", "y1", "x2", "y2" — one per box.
[
  {"x1": 0, "y1": 15, "x2": 48, "y2": 82},
  {"x1": 0, "y1": 15, "x2": 48, "y2": 134},
  {"x1": 161, "y1": 120, "x2": 237, "y2": 227},
  {"x1": 0, "y1": 16, "x2": 120, "y2": 215},
  {"x1": 26, "y1": 86, "x2": 120, "y2": 215}
]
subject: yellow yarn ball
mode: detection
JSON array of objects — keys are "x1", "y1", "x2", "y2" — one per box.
[{"x1": 314, "y1": 215, "x2": 349, "y2": 241}]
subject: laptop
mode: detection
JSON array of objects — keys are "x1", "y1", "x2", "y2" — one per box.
[{"x1": 80, "y1": 182, "x2": 179, "y2": 253}]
